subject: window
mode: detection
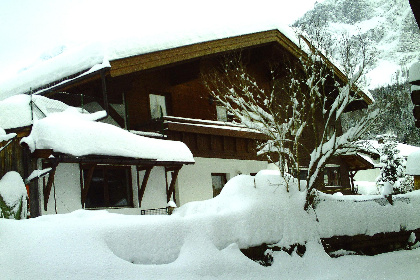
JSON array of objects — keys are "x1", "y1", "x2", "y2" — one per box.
[
  {"x1": 216, "y1": 105, "x2": 228, "y2": 122},
  {"x1": 323, "y1": 166, "x2": 341, "y2": 187},
  {"x1": 82, "y1": 165, "x2": 132, "y2": 209},
  {"x1": 149, "y1": 94, "x2": 168, "y2": 119},
  {"x1": 211, "y1": 173, "x2": 227, "y2": 197},
  {"x1": 298, "y1": 169, "x2": 308, "y2": 181}
]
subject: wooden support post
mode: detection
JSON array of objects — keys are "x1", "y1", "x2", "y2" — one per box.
[
  {"x1": 137, "y1": 166, "x2": 153, "y2": 207},
  {"x1": 81, "y1": 164, "x2": 96, "y2": 206},
  {"x1": 43, "y1": 164, "x2": 57, "y2": 211},
  {"x1": 107, "y1": 105, "x2": 125, "y2": 128},
  {"x1": 349, "y1": 171, "x2": 356, "y2": 194},
  {"x1": 167, "y1": 167, "x2": 180, "y2": 203},
  {"x1": 22, "y1": 144, "x2": 40, "y2": 217},
  {"x1": 101, "y1": 70, "x2": 109, "y2": 113}
]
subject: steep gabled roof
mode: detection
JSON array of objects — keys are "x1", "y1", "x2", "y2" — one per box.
[
  {"x1": 410, "y1": 0, "x2": 420, "y2": 28},
  {"x1": 109, "y1": 29, "x2": 303, "y2": 77},
  {"x1": 0, "y1": 13, "x2": 297, "y2": 100},
  {"x1": 1, "y1": 28, "x2": 373, "y2": 107}
]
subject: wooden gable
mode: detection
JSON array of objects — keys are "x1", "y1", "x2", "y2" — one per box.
[{"x1": 109, "y1": 30, "x2": 303, "y2": 77}]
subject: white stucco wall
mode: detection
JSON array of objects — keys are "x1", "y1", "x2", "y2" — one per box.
[
  {"x1": 38, "y1": 158, "x2": 268, "y2": 215},
  {"x1": 41, "y1": 163, "x2": 82, "y2": 215},
  {"x1": 138, "y1": 166, "x2": 168, "y2": 210},
  {"x1": 176, "y1": 157, "x2": 268, "y2": 206},
  {"x1": 39, "y1": 164, "x2": 179, "y2": 215},
  {"x1": 353, "y1": 168, "x2": 381, "y2": 182}
]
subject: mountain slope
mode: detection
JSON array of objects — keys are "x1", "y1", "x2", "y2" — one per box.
[{"x1": 294, "y1": 0, "x2": 420, "y2": 89}]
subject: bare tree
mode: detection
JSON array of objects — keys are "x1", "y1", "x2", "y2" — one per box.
[{"x1": 203, "y1": 31, "x2": 378, "y2": 209}]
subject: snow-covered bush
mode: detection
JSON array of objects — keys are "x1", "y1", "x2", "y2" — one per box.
[
  {"x1": 0, "y1": 171, "x2": 27, "y2": 219},
  {"x1": 376, "y1": 134, "x2": 414, "y2": 194}
]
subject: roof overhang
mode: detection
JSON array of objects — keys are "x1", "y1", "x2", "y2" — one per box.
[
  {"x1": 340, "y1": 154, "x2": 375, "y2": 171},
  {"x1": 33, "y1": 65, "x2": 110, "y2": 96},
  {"x1": 109, "y1": 29, "x2": 373, "y2": 107},
  {"x1": 298, "y1": 36, "x2": 373, "y2": 106},
  {"x1": 109, "y1": 29, "x2": 304, "y2": 77},
  {"x1": 410, "y1": 0, "x2": 420, "y2": 28},
  {"x1": 36, "y1": 151, "x2": 194, "y2": 167}
]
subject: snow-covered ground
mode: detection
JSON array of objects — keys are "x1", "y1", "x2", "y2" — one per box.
[{"x1": 1, "y1": 170, "x2": 419, "y2": 279}]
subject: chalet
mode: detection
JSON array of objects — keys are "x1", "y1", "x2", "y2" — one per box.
[{"x1": 0, "y1": 25, "x2": 374, "y2": 217}]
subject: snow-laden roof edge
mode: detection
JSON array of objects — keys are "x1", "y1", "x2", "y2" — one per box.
[
  {"x1": 20, "y1": 109, "x2": 195, "y2": 164},
  {"x1": 0, "y1": 42, "x2": 108, "y2": 100},
  {"x1": 0, "y1": 24, "x2": 373, "y2": 106},
  {"x1": 0, "y1": 22, "x2": 299, "y2": 100}
]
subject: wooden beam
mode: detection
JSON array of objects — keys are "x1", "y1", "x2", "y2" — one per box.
[
  {"x1": 410, "y1": 0, "x2": 420, "y2": 28},
  {"x1": 43, "y1": 164, "x2": 57, "y2": 211},
  {"x1": 165, "y1": 121, "x2": 267, "y2": 140},
  {"x1": 101, "y1": 70, "x2": 109, "y2": 112},
  {"x1": 167, "y1": 167, "x2": 180, "y2": 202},
  {"x1": 81, "y1": 164, "x2": 96, "y2": 206},
  {"x1": 137, "y1": 166, "x2": 153, "y2": 207},
  {"x1": 411, "y1": 90, "x2": 420, "y2": 105},
  {"x1": 108, "y1": 105, "x2": 125, "y2": 128},
  {"x1": 109, "y1": 30, "x2": 303, "y2": 77},
  {"x1": 32, "y1": 149, "x2": 53, "y2": 159},
  {"x1": 413, "y1": 105, "x2": 420, "y2": 121},
  {"x1": 53, "y1": 153, "x2": 193, "y2": 166}
]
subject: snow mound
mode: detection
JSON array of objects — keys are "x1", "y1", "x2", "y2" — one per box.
[
  {"x1": 406, "y1": 150, "x2": 420, "y2": 175},
  {"x1": 0, "y1": 172, "x2": 27, "y2": 219}
]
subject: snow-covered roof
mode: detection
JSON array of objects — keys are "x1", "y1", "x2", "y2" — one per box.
[
  {"x1": 21, "y1": 109, "x2": 194, "y2": 163},
  {"x1": 0, "y1": 94, "x2": 78, "y2": 130},
  {"x1": 0, "y1": 1, "x2": 301, "y2": 100},
  {"x1": 359, "y1": 139, "x2": 420, "y2": 159},
  {"x1": 0, "y1": 94, "x2": 68, "y2": 130}
]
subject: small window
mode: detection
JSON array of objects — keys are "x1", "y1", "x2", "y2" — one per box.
[
  {"x1": 216, "y1": 105, "x2": 228, "y2": 122},
  {"x1": 323, "y1": 166, "x2": 341, "y2": 187},
  {"x1": 298, "y1": 169, "x2": 308, "y2": 181},
  {"x1": 211, "y1": 173, "x2": 227, "y2": 197},
  {"x1": 82, "y1": 165, "x2": 133, "y2": 208},
  {"x1": 149, "y1": 94, "x2": 168, "y2": 119}
]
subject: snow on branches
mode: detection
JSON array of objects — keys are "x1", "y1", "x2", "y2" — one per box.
[
  {"x1": 202, "y1": 31, "x2": 378, "y2": 208},
  {"x1": 376, "y1": 134, "x2": 414, "y2": 195}
]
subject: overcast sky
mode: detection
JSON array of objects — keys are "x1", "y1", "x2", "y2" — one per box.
[{"x1": 0, "y1": 0, "x2": 323, "y2": 81}]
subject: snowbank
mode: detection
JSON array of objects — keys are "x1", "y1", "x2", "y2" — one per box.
[
  {"x1": 21, "y1": 109, "x2": 194, "y2": 163},
  {"x1": 406, "y1": 149, "x2": 420, "y2": 175},
  {"x1": 1, "y1": 170, "x2": 420, "y2": 279},
  {"x1": 316, "y1": 190, "x2": 420, "y2": 237}
]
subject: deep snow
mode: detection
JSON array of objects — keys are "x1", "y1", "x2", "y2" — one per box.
[{"x1": 1, "y1": 170, "x2": 419, "y2": 279}]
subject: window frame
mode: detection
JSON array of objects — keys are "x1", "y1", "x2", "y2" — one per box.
[
  {"x1": 216, "y1": 105, "x2": 228, "y2": 122},
  {"x1": 323, "y1": 165, "x2": 341, "y2": 187},
  {"x1": 211, "y1": 173, "x2": 228, "y2": 197},
  {"x1": 81, "y1": 164, "x2": 133, "y2": 209},
  {"x1": 149, "y1": 92, "x2": 171, "y2": 120}
]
